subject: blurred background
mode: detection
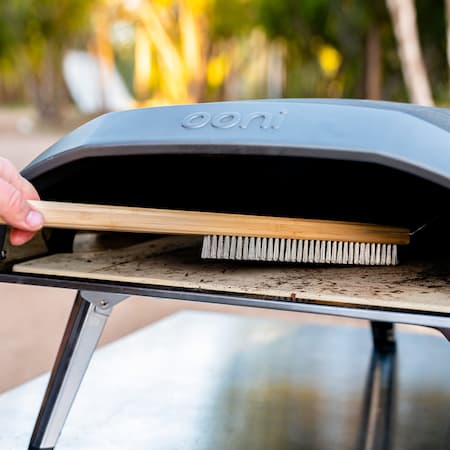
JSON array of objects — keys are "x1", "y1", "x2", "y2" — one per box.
[
  {"x1": 1, "y1": 0, "x2": 449, "y2": 125},
  {"x1": 0, "y1": 0, "x2": 446, "y2": 391}
]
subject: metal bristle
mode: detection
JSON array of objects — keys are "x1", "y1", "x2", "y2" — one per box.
[{"x1": 201, "y1": 236, "x2": 399, "y2": 266}]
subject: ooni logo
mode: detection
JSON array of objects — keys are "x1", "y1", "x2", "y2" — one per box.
[{"x1": 181, "y1": 110, "x2": 287, "y2": 130}]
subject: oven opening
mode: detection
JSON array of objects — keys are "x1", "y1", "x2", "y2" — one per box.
[{"x1": 29, "y1": 152, "x2": 450, "y2": 263}]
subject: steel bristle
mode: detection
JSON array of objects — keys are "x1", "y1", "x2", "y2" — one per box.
[{"x1": 201, "y1": 236, "x2": 399, "y2": 266}]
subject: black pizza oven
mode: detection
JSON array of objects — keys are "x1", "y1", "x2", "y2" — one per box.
[{"x1": 2, "y1": 99, "x2": 450, "y2": 450}]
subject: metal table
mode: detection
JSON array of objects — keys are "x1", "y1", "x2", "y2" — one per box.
[{"x1": 2, "y1": 311, "x2": 450, "y2": 450}]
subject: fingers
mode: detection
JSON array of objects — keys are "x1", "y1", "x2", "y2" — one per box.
[
  {"x1": 20, "y1": 177, "x2": 40, "y2": 201},
  {"x1": 9, "y1": 229, "x2": 36, "y2": 246},
  {"x1": 0, "y1": 177, "x2": 43, "y2": 230},
  {"x1": 0, "y1": 158, "x2": 44, "y2": 245},
  {"x1": 0, "y1": 158, "x2": 37, "y2": 198}
]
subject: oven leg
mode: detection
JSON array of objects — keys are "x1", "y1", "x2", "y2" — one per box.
[
  {"x1": 28, "y1": 291, "x2": 115, "y2": 450},
  {"x1": 358, "y1": 322, "x2": 397, "y2": 450},
  {"x1": 370, "y1": 321, "x2": 396, "y2": 354},
  {"x1": 357, "y1": 348, "x2": 396, "y2": 450}
]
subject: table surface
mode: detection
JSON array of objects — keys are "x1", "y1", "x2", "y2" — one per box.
[{"x1": 2, "y1": 311, "x2": 450, "y2": 450}]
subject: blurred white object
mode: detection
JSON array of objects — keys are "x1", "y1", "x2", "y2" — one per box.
[
  {"x1": 63, "y1": 50, "x2": 133, "y2": 114},
  {"x1": 15, "y1": 116, "x2": 35, "y2": 135}
]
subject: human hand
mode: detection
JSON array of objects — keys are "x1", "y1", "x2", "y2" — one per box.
[{"x1": 0, "y1": 158, "x2": 44, "y2": 245}]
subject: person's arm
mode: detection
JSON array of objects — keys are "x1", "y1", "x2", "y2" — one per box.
[{"x1": 0, "y1": 158, "x2": 43, "y2": 245}]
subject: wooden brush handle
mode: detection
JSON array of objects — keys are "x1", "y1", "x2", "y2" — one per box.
[{"x1": 16, "y1": 200, "x2": 410, "y2": 245}]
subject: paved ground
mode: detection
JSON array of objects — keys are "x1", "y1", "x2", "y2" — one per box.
[{"x1": 0, "y1": 107, "x2": 436, "y2": 393}]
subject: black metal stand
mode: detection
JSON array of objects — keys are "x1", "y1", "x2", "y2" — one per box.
[
  {"x1": 357, "y1": 322, "x2": 396, "y2": 450},
  {"x1": 371, "y1": 321, "x2": 396, "y2": 353},
  {"x1": 28, "y1": 291, "x2": 114, "y2": 450}
]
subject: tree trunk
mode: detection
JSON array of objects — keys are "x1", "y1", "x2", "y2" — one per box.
[
  {"x1": 267, "y1": 39, "x2": 286, "y2": 98},
  {"x1": 445, "y1": 0, "x2": 450, "y2": 94},
  {"x1": 385, "y1": 0, "x2": 433, "y2": 105},
  {"x1": 94, "y1": 10, "x2": 116, "y2": 112},
  {"x1": 365, "y1": 25, "x2": 382, "y2": 100},
  {"x1": 21, "y1": 46, "x2": 67, "y2": 124},
  {"x1": 133, "y1": 23, "x2": 152, "y2": 102}
]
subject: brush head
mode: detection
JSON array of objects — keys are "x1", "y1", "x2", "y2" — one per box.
[{"x1": 201, "y1": 235, "x2": 398, "y2": 265}]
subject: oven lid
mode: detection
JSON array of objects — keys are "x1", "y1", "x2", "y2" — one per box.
[{"x1": 21, "y1": 99, "x2": 450, "y2": 190}]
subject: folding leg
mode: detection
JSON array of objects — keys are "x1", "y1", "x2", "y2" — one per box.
[
  {"x1": 370, "y1": 321, "x2": 396, "y2": 354},
  {"x1": 29, "y1": 290, "x2": 126, "y2": 450},
  {"x1": 357, "y1": 321, "x2": 397, "y2": 450},
  {"x1": 358, "y1": 322, "x2": 396, "y2": 450}
]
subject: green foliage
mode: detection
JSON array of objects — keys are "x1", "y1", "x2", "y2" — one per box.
[
  {"x1": 207, "y1": 0, "x2": 450, "y2": 103},
  {"x1": 0, "y1": 0, "x2": 95, "y2": 120},
  {"x1": 0, "y1": 0, "x2": 92, "y2": 57},
  {"x1": 209, "y1": 0, "x2": 256, "y2": 38},
  {"x1": 415, "y1": 0, "x2": 447, "y2": 97}
]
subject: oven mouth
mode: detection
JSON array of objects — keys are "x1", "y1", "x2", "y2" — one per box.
[{"x1": 26, "y1": 152, "x2": 450, "y2": 260}]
